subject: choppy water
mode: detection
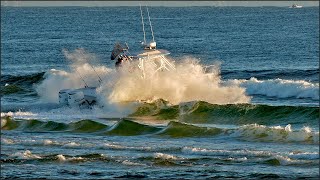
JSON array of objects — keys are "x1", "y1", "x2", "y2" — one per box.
[{"x1": 1, "y1": 6, "x2": 319, "y2": 179}]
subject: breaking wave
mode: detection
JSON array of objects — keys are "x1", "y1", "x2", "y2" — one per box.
[
  {"x1": 1, "y1": 149, "x2": 318, "y2": 168},
  {"x1": 2, "y1": 99, "x2": 318, "y2": 127},
  {"x1": 105, "y1": 57, "x2": 250, "y2": 105},
  {"x1": 35, "y1": 49, "x2": 112, "y2": 103},
  {"x1": 2, "y1": 116, "x2": 318, "y2": 144},
  {"x1": 226, "y1": 77, "x2": 319, "y2": 100},
  {"x1": 222, "y1": 68, "x2": 319, "y2": 83},
  {"x1": 130, "y1": 100, "x2": 319, "y2": 126},
  {"x1": 1, "y1": 117, "x2": 108, "y2": 132},
  {"x1": 35, "y1": 48, "x2": 249, "y2": 105},
  {"x1": 4, "y1": 48, "x2": 317, "y2": 108}
]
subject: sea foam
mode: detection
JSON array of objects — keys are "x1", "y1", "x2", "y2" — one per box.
[
  {"x1": 11, "y1": 150, "x2": 41, "y2": 159},
  {"x1": 226, "y1": 77, "x2": 319, "y2": 100},
  {"x1": 233, "y1": 124, "x2": 319, "y2": 144},
  {"x1": 35, "y1": 48, "x2": 250, "y2": 107}
]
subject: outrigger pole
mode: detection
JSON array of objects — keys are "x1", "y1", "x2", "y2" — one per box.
[
  {"x1": 140, "y1": 5, "x2": 147, "y2": 45},
  {"x1": 146, "y1": 6, "x2": 155, "y2": 42}
]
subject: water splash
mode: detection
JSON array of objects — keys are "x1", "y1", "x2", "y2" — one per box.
[
  {"x1": 36, "y1": 49, "x2": 250, "y2": 106},
  {"x1": 106, "y1": 57, "x2": 250, "y2": 104}
]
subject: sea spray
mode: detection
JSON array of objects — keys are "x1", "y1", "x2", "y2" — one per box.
[
  {"x1": 35, "y1": 49, "x2": 113, "y2": 103},
  {"x1": 35, "y1": 66, "x2": 112, "y2": 103},
  {"x1": 36, "y1": 49, "x2": 250, "y2": 106},
  {"x1": 105, "y1": 57, "x2": 250, "y2": 104}
]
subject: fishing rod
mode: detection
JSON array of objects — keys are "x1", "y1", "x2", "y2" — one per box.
[
  {"x1": 89, "y1": 64, "x2": 102, "y2": 83},
  {"x1": 63, "y1": 49, "x2": 89, "y2": 88},
  {"x1": 74, "y1": 68, "x2": 88, "y2": 88},
  {"x1": 78, "y1": 49, "x2": 103, "y2": 84}
]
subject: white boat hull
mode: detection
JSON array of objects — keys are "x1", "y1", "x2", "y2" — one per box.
[{"x1": 59, "y1": 87, "x2": 97, "y2": 107}]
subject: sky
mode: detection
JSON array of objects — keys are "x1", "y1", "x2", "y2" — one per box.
[{"x1": 1, "y1": 1, "x2": 319, "y2": 7}]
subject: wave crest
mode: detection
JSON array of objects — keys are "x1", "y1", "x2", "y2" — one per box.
[
  {"x1": 2, "y1": 117, "x2": 318, "y2": 144},
  {"x1": 227, "y1": 77, "x2": 319, "y2": 100}
]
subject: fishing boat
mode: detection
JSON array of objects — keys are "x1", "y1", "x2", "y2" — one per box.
[
  {"x1": 58, "y1": 6, "x2": 175, "y2": 107},
  {"x1": 289, "y1": 4, "x2": 303, "y2": 8}
]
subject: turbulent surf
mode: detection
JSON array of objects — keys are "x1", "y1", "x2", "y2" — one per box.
[{"x1": 1, "y1": 6, "x2": 319, "y2": 180}]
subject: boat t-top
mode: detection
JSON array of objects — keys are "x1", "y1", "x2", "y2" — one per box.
[{"x1": 111, "y1": 5, "x2": 175, "y2": 79}]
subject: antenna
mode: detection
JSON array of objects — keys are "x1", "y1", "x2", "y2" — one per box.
[
  {"x1": 139, "y1": 5, "x2": 146, "y2": 44},
  {"x1": 146, "y1": 6, "x2": 155, "y2": 42}
]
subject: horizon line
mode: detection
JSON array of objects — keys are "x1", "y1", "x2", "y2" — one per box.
[
  {"x1": 1, "y1": 5, "x2": 319, "y2": 7},
  {"x1": 1, "y1": 1, "x2": 319, "y2": 7}
]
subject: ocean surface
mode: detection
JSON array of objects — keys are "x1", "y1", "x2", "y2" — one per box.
[{"x1": 1, "y1": 6, "x2": 319, "y2": 179}]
